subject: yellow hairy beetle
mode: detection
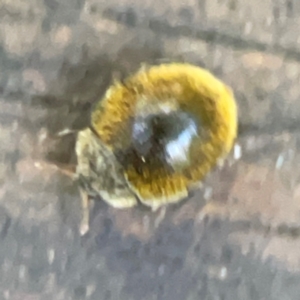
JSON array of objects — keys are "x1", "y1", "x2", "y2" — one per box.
[{"x1": 75, "y1": 63, "x2": 237, "y2": 235}]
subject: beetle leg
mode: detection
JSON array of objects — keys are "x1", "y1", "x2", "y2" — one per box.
[
  {"x1": 79, "y1": 188, "x2": 90, "y2": 236},
  {"x1": 34, "y1": 160, "x2": 76, "y2": 178}
]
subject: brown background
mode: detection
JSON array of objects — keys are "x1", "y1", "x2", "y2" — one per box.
[{"x1": 1, "y1": 0, "x2": 300, "y2": 299}]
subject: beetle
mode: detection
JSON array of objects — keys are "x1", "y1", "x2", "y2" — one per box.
[{"x1": 74, "y1": 63, "x2": 237, "y2": 235}]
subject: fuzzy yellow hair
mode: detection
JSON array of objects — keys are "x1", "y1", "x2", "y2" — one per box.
[{"x1": 91, "y1": 63, "x2": 237, "y2": 208}]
